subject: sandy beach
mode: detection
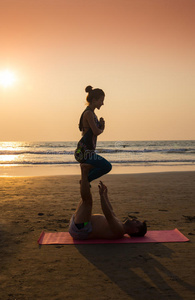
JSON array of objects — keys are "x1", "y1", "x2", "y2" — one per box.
[{"x1": 0, "y1": 171, "x2": 195, "y2": 299}]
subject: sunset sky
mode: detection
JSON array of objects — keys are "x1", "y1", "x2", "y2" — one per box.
[{"x1": 0, "y1": 0, "x2": 194, "y2": 141}]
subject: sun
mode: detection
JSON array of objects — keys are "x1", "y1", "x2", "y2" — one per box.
[{"x1": 0, "y1": 69, "x2": 17, "y2": 88}]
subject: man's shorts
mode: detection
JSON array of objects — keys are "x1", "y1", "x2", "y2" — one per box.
[{"x1": 68, "y1": 215, "x2": 92, "y2": 240}]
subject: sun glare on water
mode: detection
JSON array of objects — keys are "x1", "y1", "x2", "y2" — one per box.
[{"x1": 0, "y1": 69, "x2": 17, "y2": 88}]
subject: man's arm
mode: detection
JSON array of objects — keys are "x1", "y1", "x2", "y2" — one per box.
[
  {"x1": 99, "y1": 182, "x2": 115, "y2": 215},
  {"x1": 98, "y1": 181, "x2": 124, "y2": 238}
]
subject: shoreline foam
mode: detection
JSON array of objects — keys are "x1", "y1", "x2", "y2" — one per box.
[{"x1": 1, "y1": 164, "x2": 195, "y2": 177}]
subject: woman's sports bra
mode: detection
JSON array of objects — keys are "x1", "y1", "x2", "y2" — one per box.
[{"x1": 78, "y1": 107, "x2": 100, "y2": 151}]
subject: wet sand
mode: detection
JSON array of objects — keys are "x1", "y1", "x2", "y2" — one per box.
[{"x1": 0, "y1": 172, "x2": 195, "y2": 299}]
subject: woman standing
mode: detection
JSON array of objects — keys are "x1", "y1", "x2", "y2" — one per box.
[{"x1": 75, "y1": 85, "x2": 112, "y2": 182}]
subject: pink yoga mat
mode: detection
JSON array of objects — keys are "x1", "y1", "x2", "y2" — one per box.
[{"x1": 38, "y1": 229, "x2": 189, "y2": 245}]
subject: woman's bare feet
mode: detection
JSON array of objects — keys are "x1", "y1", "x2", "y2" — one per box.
[
  {"x1": 80, "y1": 163, "x2": 93, "y2": 177},
  {"x1": 80, "y1": 163, "x2": 93, "y2": 172},
  {"x1": 80, "y1": 163, "x2": 92, "y2": 187}
]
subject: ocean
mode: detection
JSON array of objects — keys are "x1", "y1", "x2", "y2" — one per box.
[{"x1": 0, "y1": 140, "x2": 195, "y2": 176}]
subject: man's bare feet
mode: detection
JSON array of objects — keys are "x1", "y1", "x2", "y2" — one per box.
[{"x1": 79, "y1": 179, "x2": 91, "y2": 188}]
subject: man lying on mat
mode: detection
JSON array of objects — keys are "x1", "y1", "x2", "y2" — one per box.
[{"x1": 68, "y1": 164, "x2": 147, "y2": 240}]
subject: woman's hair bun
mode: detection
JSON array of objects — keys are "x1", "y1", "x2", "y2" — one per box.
[{"x1": 85, "y1": 85, "x2": 93, "y2": 93}]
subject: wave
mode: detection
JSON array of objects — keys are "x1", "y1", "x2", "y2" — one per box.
[
  {"x1": 0, "y1": 161, "x2": 78, "y2": 165},
  {"x1": 0, "y1": 150, "x2": 74, "y2": 155},
  {"x1": 1, "y1": 148, "x2": 195, "y2": 156},
  {"x1": 98, "y1": 148, "x2": 195, "y2": 154},
  {"x1": 1, "y1": 159, "x2": 195, "y2": 166}
]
